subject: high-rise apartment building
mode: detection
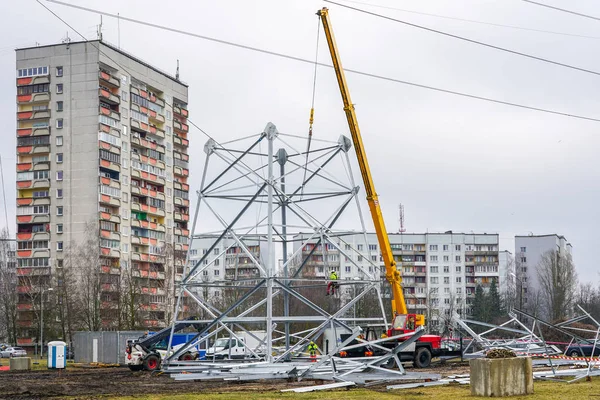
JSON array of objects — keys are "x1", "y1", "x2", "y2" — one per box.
[
  {"x1": 292, "y1": 232, "x2": 500, "y2": 327},
  {"x1": 514, "y1": 234, "x2": 572, "y2": 312},
  {"x1": 15, "y1": 41, "x2": 190, "y2": 346},
  {"x1": 498, "y1": 250, "x2": 514, "y2": 295}
]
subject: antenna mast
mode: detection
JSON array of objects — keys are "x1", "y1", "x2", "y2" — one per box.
[
  {"x1": 176, "y1": 59, "x2": 180, "y2": 80},
  {"x1": 398, "y1": 203, "x2": 406, "y2": 233}
]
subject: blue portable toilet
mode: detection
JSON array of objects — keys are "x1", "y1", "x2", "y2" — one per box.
[{"x1": 47, "y1": 341, "x2": 67, "y2": 369}]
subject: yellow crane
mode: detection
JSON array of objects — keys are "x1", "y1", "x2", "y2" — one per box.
[{"x1": 317, "y1": 7, "x2": 424, "y2": 328}]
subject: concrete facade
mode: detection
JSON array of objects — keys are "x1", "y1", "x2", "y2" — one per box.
[
  {"x1": 15, "y1": 41, "x2": 190, "y2": 346},
  {"x1": 514, "y1": 234, "x2": 572, "y2": 312},
  {"x1": 288, "y1": 231, "x2": 501, "y2": 327},
  {"x1": 498, "y1": 250, "x2": 514, "y2": 296}
]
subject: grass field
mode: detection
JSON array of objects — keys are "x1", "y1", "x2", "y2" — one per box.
[{"x1": 108, "y1": 379, "x2": 600, "y2": 400}]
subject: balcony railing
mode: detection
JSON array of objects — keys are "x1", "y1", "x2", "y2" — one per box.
[
  {"x1": 99, "y1": 70, "x2": 120, "y2": 88},
  {"x1": 98, "y1": 88, "x2": 120, "y2": 104}
]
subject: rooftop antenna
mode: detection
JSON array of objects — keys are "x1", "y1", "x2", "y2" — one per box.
[
  {"x1": 117, "y1": 13, "x2": 121, "y2": 48},
  {"x1": 61, "y1": 32, "x2": 71, "y2": 45},
  {"x1": 398, "y1": 203, "x2": 406, "y2": 233},
  {"x1": 97, "y1": 15, "x2": 103, "y2": 41},
  {"x1": 176, "y1": 59, "x2": 180, "y2": 81}
]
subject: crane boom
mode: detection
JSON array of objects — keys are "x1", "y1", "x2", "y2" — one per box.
[{"x1": 318, "y1": 7, "x2": 407, "y2": 316}]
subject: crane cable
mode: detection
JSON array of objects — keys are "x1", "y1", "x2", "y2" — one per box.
[{"x1": 301, "y1": 15, "x2": 321, "y2": 198}]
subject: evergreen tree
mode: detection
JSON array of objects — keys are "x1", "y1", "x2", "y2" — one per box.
[
  {"x1": 487, "y1": 278, "x2": 504, "y2": 322},
  {"x1": 473, "y1": 284, "x2": 487, "y2": 324}
]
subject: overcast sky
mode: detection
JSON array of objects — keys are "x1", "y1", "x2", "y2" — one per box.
[{"x1": 2, "y1": 0, "x2": 599, "y2": 282}]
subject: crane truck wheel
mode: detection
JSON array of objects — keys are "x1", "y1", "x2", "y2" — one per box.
[
  {"x1": 413, "y1": 347, "x2": 432, "y2": 368},
  {"x1": 143, "y1": 354, "x2": 161, "y2": 372}
]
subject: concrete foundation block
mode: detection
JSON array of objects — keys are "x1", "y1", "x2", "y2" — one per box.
[
  {"x1": 9, "y1": 357, "x2": 32, "y2": 371},
  {"x1": 470, "y1": 357, "x2": 533, "y2": 397}
]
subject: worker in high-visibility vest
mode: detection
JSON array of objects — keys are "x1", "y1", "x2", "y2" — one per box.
[
  {"x1": 307, "y1": 341, "x2": 318, "y2": 361},
  {"x1": 326, "y1": 270, "x2": 338, "y2": 295}
]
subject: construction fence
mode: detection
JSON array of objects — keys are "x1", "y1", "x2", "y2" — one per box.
[{"x1": 74, "y1": 331, "x2": 146, "y2": 365}]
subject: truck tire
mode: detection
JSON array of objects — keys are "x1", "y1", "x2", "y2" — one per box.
[
  {"x1": 413, "y1": 347, "x2": 432, "y2": 368},
  {"x1": 143, "y1": 354, "x2": 161, "y2": 372},
  {"x1": 128, "y1": 365, "x2": 143, "y2": 371},
  {"x1": 180, "y1": 352, "x2": 195, "y2": 361}
]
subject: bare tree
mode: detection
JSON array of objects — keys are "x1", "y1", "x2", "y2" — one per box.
[
  {"x1": 53, "y1": 257, "x2": 80, "y2": 343},
  {"x1": 73, "y1": 223, "x2": 103, "y2": 331},
  {"x1": 0, "y1": 228, "x2": 17, "y2": 343},
  {"x1": 536, "y1": 250, "x2": 577, "y2": 321}
]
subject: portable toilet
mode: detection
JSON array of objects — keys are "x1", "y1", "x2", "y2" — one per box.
[{"x1": 47, "y1": 341, "x2": 67, "y2": 369}]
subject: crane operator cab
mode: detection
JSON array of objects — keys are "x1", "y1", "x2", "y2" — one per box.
[{"x1": 388, "y1": 313, "x2": 425, "y2": 336}]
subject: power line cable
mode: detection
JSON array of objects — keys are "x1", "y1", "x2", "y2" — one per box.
[
  {"x1": 522, "y1": 0, "x2": 600, "y2": 22},
  {"x1": 39, "y1": 0, "x2": 600, "y2": 123},
  {"x1": 337, "y1": 0, "x2": 600, "y2": 40},
  {"x1": 324, "y1": 0, "x2": 600, "y2": 77}
]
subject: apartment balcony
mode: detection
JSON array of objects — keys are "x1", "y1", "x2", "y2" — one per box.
[
  {"x1": 174, "y1": 227, "x2": 189, "y2": 237},
  {"x1": 174, "y1": 166, "x2": 189, "y2": 178},
  {"x1": 173, "y1": 135, "x2": 189, "y2": 148},
  {"x1": 150, "y1": 95, "x2": 165, "y2": 108},
  {"x1": 17, "y1": 248, "x2": 50, "y2": 258},
  {"x1": 173, "y1": 119, "x2": 189, "y2": 133},
  {"x1": 100, "y1": 265, "x2": 121, "y2": 275},
  {"x1": 17, "y1": 231, "x2": 50, "y2": 242},
  {"x1": 99, "y1": 123, "x2": 121, "y2": 137},
  {"x1": 99, "y1": 194, "x2": 121, "y2": 207},
  {"x1": 132, "y1": 269, "x2": 166, "y2": 280},
  {"x1": 17, "y1": 110, "x2": 50, "y2": 121},
  {"x1": 131, "y1": 202, "x2": 165, "y2": 217},
  {"x1": 99, "y1": 211, "x2": 121, "y2": 224},
  {"x1": 131, "y1": 219, "x2": 165, "y2": 232},
  {"x1": 473, "y1": 250, "x2": 498, "y2": 256},
  {"x1": 17, "y1": 145, "x2": 50, "y2": 155},
  {"x1": 99, "y1": 176, "x2": 121, "y2": 190},
  {"x1": 17, "y1": 197, "x2": 50, "y2": 207},
  {"x1": 175, "y1": 243, "x2": 189, "y2": 252},
  {"x1": 148, "y1": 124, "x2": 165, "y2": 138},
  {"x1": 174, "y1": 212, "x2": 189, "y2": 222},
  {"x1": 173, "y1": 104, "x2": 188, "y2": 118},
  {"x1": 131, "y1": 118, "x2": 151, "y2": 134},
  {"x1": 149, "y1": 110, "x2": 165, "y2": 124},
  {"x1": 98, "y1": 88, "x2": 120, "y2": 104},
  {"x1": 17, "y1": 92, "x2": 50, "y2": 104},
  {"x1": 131, "y1": 136, "x2": 165, "y2": 154},
  {"x1": 99, "y1": 105, "x2": 120, "y2": 122},
  {"x1": 131, "y1": 169, "x2": 166, "y2": 186},
  {"x1": 131, "y1": 252, "x2": 164, "y2": 263},
  {"x1": 16, "y1": 162, "x2": 33, "y2": 172},
  {"x1": 100, "y1": 230, "x2": 121, "y2": 241},
  {"x1": 100, "y1": 247, "x2": 121, "y2": 258},
  {"x1": 131, "y1": 236, "x2": 155, "y2": 246},
  {"x1": 16, "y1": 214, "x2": 50, "y2": 224},
  {"x1": 99, "y1": 158, "x2": 121, "y2": 173},
  {"x1": 174, "y1": 196, "x2": 190, "y2": 207},
  {"x1": 99, "y1": 70, "x2": 120, "y2": 88},
  {"x1": 17, "y1": 126, "x2": 50, "y2": 137},
  {"x1": 139, "y1": 155, "x2": 166, "y2": 170},
  {"x1": 174, "y1": 181, "x2": 190, "y2": 192},
  {"x1": 131, "y1": 186, "x2": 166, "y2": 202},
  {"x1": 17, "y1": 75, "x2": 50, "y2": 86}
]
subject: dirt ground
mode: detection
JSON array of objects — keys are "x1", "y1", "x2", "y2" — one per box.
[{"x1": 0, "y1": 361, "x2": 471, "y2": 400}]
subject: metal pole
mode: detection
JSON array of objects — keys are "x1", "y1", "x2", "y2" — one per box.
[
  {"x1": 277, "y1": 148, "x2": 290, "y2": 358},
  {"x1": 265, "y1": 123, "x2": 278, "y2": 362},
  {"x1": 40, "y1": 289, "x2": 44, "y2": 360}
]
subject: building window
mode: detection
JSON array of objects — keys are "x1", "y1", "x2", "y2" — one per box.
[
  {"x1": 57, "y1": 242, "x2": 63, "y2": 251},
  {"x1": 166, "y1": 110, "x2": 172, "y2": 120},
  {"x1": 455, "y1": 245, "x2": 461, "y2": 251},
  {"x1": 122, "y1": 243, "x2": 129, "y2": 252},
  {"x1": 17, "y1": 66, "x2": 48, "y2": 77},
  {"x1": 371, "y1": 255, "x2": 377, "y2": 261},
  {"x1": 455, "y1": 255, "x2": 461, "y2": 262},
  {"x1": 122, "y1": 142, "x2": 128, "y2": 152},
  {"x1": 56, "y1": 83, "x2": 63, "y2": 94},
  {"x1": 56, "y1": 66, "x2": 63, "y2": 77},
  {"x1": 56, "y1": 171, "x2": 63, "y2": 181},
  {"x1": 56, "y1": 136, "x2": 63, "y2": 146},
  {"x1": 520, "y1": 247, "x2": 526, "y2": 252},
  {"x1": 56, "y1": 119, "x2": 63, "y2": 129},
  {"x1": 122, "y1": 126, "x2": 127, "y2": 136},
  {"x1": 430, "y1": 277, "x2": 439, "y2": 284},
  {"x1": 443, "y1": 245, "x2": 449, "y2": 251},
  {"x1": 444, "y1": 277, "x2": 450, "y2": 284},
  {"x1": 122, "y1": 175, "x2": 129, "y2": 185},
  {"x1": 521, "y1": 257, "x2": 527, "y2": 263},
  {"x1": 357, "y1": 244, "x2": 363, "y2": 251},
  {"x1": 166, "y1": 126, "x2": 172, "y2": 135},
  {"x1": 456, "y1": 266, "x2": 461, "y2": 273},
  {"x1": 56, "y1": 189, "x2": 63, "y2": 198},
  {"x1": 122, "y1": 193, "x2": 128, "y2": 202},
  {"x1": 57, "y1": 153, "x2": 63, "y2": 163},
  {"x1": 430, "y1": 255, "x2": 438, "y2": 262},
  {"x1": 345, "y1": 266, "x2": 351, "y2": 273},
  {"x1": 121, "y1": 90, "x2": 128, "y2": 100},
  {"x1": 430, "y1": 266, "x2": 438, "y2": 273},
  {"x1": 56, "y1": 101, "x2": 63, "y2": 112},
  {"x1": 122, "y1": 226, "x2": 129, "y2": 236},
  {"x1": 214, "y1": 269, "x2": 220, "y2": 276},
  {"x1": 429, "y1": 245, "x2": 438, "y2": 251},
  {"x1": 167, "y1": 188, "x2": 172, "y2": 197},
  {"x1": 57, "y1": 224, "x2": 63, "y2": 234},
  {"x1": 443, "y1": 255, "x2": 449, "y2": 262},
  {"x1": 57, "y1": 206, "x2": 63, "y2": 216}
]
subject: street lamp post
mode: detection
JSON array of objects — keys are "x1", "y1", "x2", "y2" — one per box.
[{"x1": 40, "y1": 287, "x2": 53, "y2": 360}]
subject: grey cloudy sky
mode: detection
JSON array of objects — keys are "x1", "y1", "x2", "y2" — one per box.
[{"x1": 1, "y1": 0, "x2": 599, "y2": 281}]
